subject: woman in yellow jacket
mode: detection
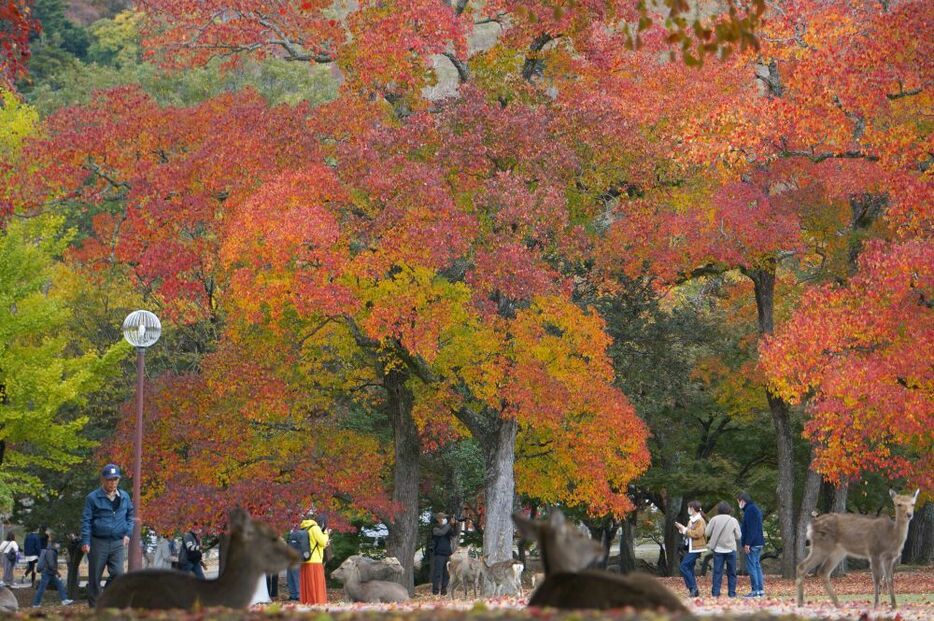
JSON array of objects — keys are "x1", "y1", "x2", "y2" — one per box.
[{"x1": 299, "y1": 514, "x2": 330, "y2": 604}]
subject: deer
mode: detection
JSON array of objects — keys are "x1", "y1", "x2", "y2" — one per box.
[
  {"x1": 447, "y1": 547, "x2": 484, "y2": 599},
  {"x1": 514, "y1": 510, "x2": 687, "y2": 612},
  {"x1": 796, "y1": 488, "x2": 920, "y2": 609},
  {"x1": 96, "y1": 507, "x2": 299, "y2": 610},
  {"x1": 481, "y1": 556, "x2": 524, "y2": 597},
  {"x1": 330, "y1": 557, "x2": 410, "y2": 603}
]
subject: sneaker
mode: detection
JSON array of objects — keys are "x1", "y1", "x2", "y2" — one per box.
[
  {"x1": 756, "y1": 591, "x2": 766, "y2": 598},
  {"x1": 690, "y1": 589, "x2": 700, "y2": 597},
  {"x1": 743, "y1": 592, "x2": 758, "y2": 599},
  {"x1": 62, "y1": 599, "x2": 74, "y2": 606}
]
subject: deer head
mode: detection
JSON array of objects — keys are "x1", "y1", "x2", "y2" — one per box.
[
  {"x1": 513, "y1": 510, "x2": 603, "y2": 575},
  {"x1": 228, "y1": 507, "x2": 299, "y2": 572},
  {"x1": 888, "y1": 489, "x2": 920, "y2": 520}
]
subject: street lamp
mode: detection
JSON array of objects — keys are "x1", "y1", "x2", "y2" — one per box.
[{"x1": 122, "y1": 310, "x2": 161, "y2": 571}]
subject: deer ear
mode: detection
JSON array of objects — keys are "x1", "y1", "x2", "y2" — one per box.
[
  {"x1": 889, "y1": 489, "x2": 897, "y2": 500},
  {"x1": 549, "y1": 510, "x2": 566, "y2": 529},
  {"x1": 228, "y1": 506, "x2": 251, "y2": 533},
  {"x1": 513, "y1": 512, "x2": 539, "y2": 541}
]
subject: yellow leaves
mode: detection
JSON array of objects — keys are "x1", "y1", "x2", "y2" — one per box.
[{"x1": 0, "y1": 89, "x2": 38, "y2": 162}]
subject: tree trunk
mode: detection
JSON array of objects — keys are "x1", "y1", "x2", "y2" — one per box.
[
  {"x1": 517, "y1": 503, "x2": 536, "y2": 570},
  {"x1": 662, "y1": 494, "x2": 683, "y2": 577},
  {"x1": 384, "y1": 368, "x2": 420, "y2": 595},
  {"x1": 618, "y1": 512, "x2": 638, "y2": 574},
  {"x1": 479, "y1": 417, "x2": 518, "y2": 567},
  {"x1": 831, "y1": 482, "x2": 849, "y2": 576},
  {"x1": 748, "y1": 265, "x2": 798, "y2": 578},
  {"x1": 903, "y1": 502, "x2": 934, "y2": 565},
  {"x1": 795, "y1": 462, "x2": 823, "y2": 565}
]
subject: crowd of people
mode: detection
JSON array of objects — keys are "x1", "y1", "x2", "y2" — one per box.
[
  {"x1": 2, "y1": 463, "x2": 335, "y2": 608},
  {"x1": 675, "y1": 492, "x2": 766, "y2": 599},
  {"x1": 4, "y1": 462, "x2": 767, "y2": 608}
]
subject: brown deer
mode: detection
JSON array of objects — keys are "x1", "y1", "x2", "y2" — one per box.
[
  {"x1": 796, "y1": 489, "x2": 920, "y2": 609},
  {"x1": 513, "y1": 510, "x2": 686, "y2": 612},
  {"x1": 447, "y1": 547, "x2": 484, "y2": 599},
  {"x1": 330, "y1": 557, "x2": 410, "y2": 603},
  {"x1": 97, "y1": 507, "x2": 299, "y2": 610}
]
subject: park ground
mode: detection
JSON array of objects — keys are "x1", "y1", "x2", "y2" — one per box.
[{"x1": 14, "y1": 567, "x2": 934, "y2": 620}]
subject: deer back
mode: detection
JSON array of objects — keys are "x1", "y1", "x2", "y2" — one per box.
[
  {"x1": 529, "y1": 570, "x2": 686, "y2": 612},
  {"x1": 97, "y1": 508, "x2": 298, "y2": 610}
]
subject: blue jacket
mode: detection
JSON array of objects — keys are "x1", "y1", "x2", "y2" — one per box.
[
  {"x1": 740, "y1": 501, "x2": 765, "y2": 548},
  {"x1": 24, "y1": 532, "x2": 41, "y2": 557},
  {"x1": 80, "y1": 487, "x2": 135, "y2": 546}
]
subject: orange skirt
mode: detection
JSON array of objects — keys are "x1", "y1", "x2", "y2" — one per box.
[{"x1": 300, "y1": 562, "x2": 327, "y2": 604}]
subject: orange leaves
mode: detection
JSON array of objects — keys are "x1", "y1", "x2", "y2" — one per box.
[
  {"x1": 221, "y1": 167, "x2": 353, "y2": 324},
  {"x1": 761, "y1": 239, "x2": 934, "y2": 487}
]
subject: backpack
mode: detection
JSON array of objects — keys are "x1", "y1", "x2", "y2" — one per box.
[
  {"x1": 287, "y1": 529, "x2": 311, "y2": 561},
  {"x1": 36, "y1": 549, "x2": 47, "y2": 573}
]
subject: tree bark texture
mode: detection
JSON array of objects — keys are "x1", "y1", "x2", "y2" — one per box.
[
  {"x1": 662, "y1": 494, "x2": 683, "y2": 577},
  {"x1": 480, "y1": 417, "x2": 518, "y2": 567},
  {"x1": 384, "y1": 367, "x2": 420, "y2": 595},
  {"x1": 748, "y1": 265, "x2": 799, "y2": 578},
  {"x1": 903, "y1": 502, "x2": 934, "y2": 565},
  {"x1": 618, "y1": 512, "x2": 638, "y2": 574}
]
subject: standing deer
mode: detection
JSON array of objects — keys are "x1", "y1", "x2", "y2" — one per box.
[
  {"x1": 97, "y1": 508, "x2": 299, "y2": 610},
  {"x1": 796, "y1": 489, "x2": 920, "y2": 609},
  {"x1": 447, "y1": 547, "x2": 484, "y2": 599},
  {"x1": 514, "y1": 510, "x2": 686, "y2": 612}
]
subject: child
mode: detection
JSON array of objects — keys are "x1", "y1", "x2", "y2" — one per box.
[{"x1": 32, "y1": 531, "x2": 73, "y2": 608}]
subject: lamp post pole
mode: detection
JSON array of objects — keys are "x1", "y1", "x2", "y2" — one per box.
[
  {"x1": 129, "y1": 347, "x2": 145, "y2": 571},
  {"x1": 122, "y1": 310, "x2": 161, "y2": 572}
]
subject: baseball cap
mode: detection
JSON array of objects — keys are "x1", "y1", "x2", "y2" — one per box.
[{"x1": 101, "y1": 464, "x2": 122, "y2": 479}]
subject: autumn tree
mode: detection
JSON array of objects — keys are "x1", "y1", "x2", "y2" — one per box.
[{"x1": 590, "y1": 0, "x2": 931, "y2": 576}]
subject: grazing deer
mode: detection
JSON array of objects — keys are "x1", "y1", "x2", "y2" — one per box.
[
  {"x1": 97, "y1": 508, "x2": 299, "y2": 610},
  {"x1": 448, "y1": 547, "x2": 484, "y2": 599},
  {"x1": 330, "y1": 557, "x2": 410, "y2": 603},
  {"x1": 514, "y1": 510, "x2": 686, "y2": 612},
  {"x1": 796, "y1": 489, "x2": 920, "y2": 609}
]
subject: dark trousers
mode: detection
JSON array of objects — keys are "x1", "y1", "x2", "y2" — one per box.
[
  {"x1": 266, "y1": 572, "x2": 279, "y2": 597},
  {"x1": 712, "y1": 551, "x2": 737, "y2": 597},
  {"x1": 86, "y1": 537, "x2": 125, "y2": 607},
  {"x1": 180, "y1": 561, "x2": 205, "y2": 580},
  {"x1": 679, "y1": 551, "x2": 701, "y2": 595},
  {"x1": 286, "y1": 566, "x2": 300, "y2": 600},
  {"x1": 33, "y1": 573, "x2": 68, "y2": 606},
  {"x1": 432, "y1": 554, "x2": 450, "y2": 594}
]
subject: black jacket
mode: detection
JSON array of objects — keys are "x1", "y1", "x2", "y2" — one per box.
[{"x1": 431, "y1": 522, "x2": 455, "y2": 556}]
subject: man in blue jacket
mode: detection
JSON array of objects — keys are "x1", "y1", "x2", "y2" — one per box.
[
  {"x1": 737, "y1": 491, "x2": 766, "y2": 598},
  {"x1": 81, "y1": 464, "x2": 134, "y2": 607}
]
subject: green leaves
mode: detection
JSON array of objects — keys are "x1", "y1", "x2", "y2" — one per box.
[{"x1": 0, "y1": 214, "x2": 127, "y2": 501}]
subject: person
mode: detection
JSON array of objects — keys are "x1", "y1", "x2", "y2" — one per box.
[
  {"x1": 705, "y1": 501, "x2": 742, "y2": 598},
  {"x1": 285, "y1": 525, "x2": 306, "y2": 601},
  {"x1": 152, "y1": 535, "x2": 174, "y2": 569},
  {"x1": 675, "y1": 500, "x2": 707, "y2": 597},
  {"x1": 23, "y1": 528, "x2": 41, "y2": 587},
  {"x1": 298, "y1": 513, "x2": 330, "y2": 604},
  {"x1": 178, "y1": 528, "x2": 206, "y2": 579},
  {"x1": 737, "y1": 491, "x2": 766, "y2": 598},
  {"x1": 430, "y1": 512, "x2": 456, "y2": 596},
  {"x1": 81, "y1": 463, "x2": 134, "y2": 607},
  {"x1": 31, "y1": 530, "x2": 73, "y2": 607},
  {"x1": 0, "y1": 532, "x2": 18, "y2": 585},
  {"x1": 65, "y1": 533, "x2": 84, "y2": 601}
]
